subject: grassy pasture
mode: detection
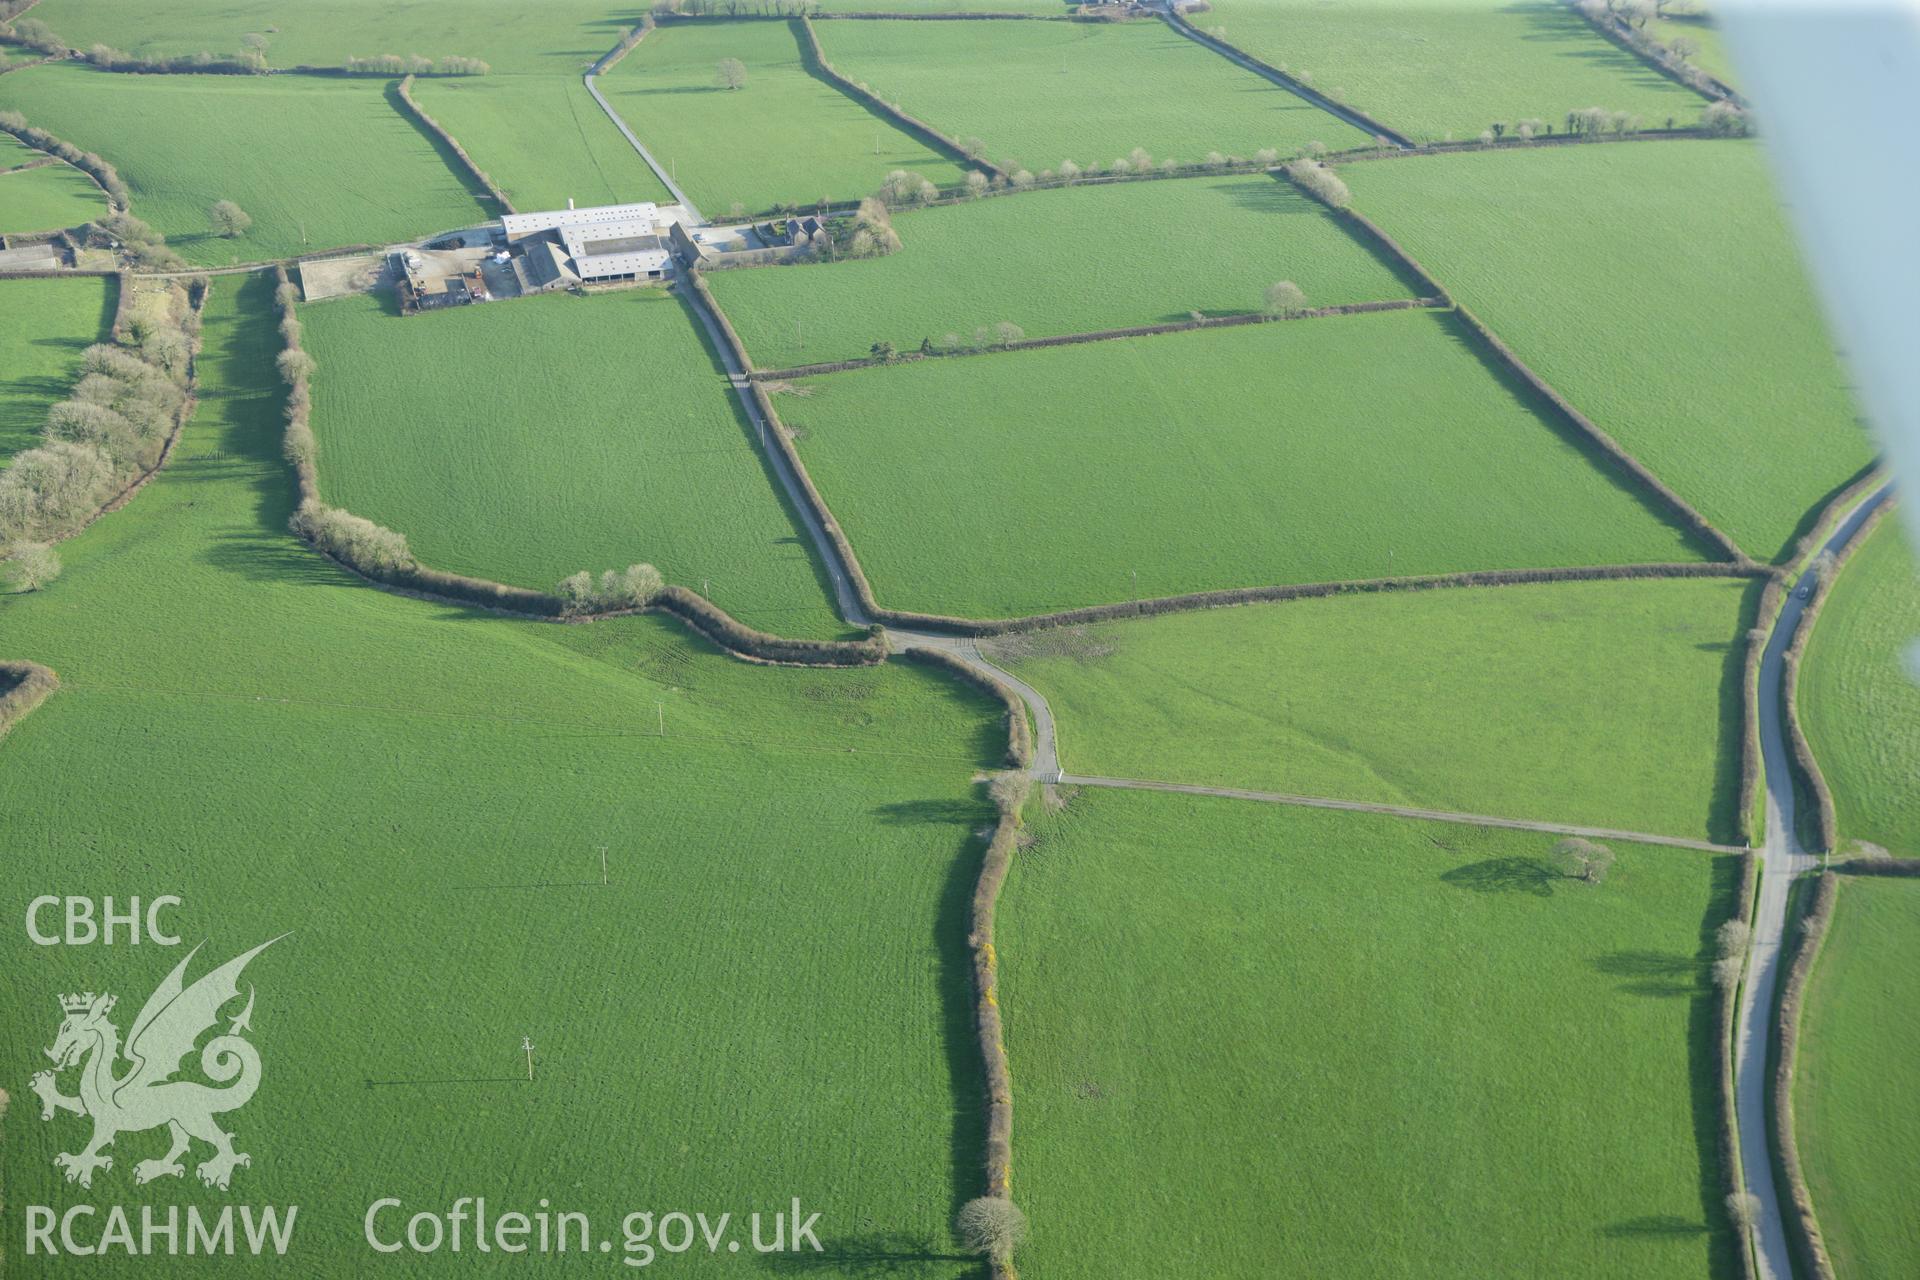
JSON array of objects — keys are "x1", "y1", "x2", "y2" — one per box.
[
  {"x1": 817, "y1": 0, "x2": 1063, "y2": 9},
  {"x1": 601, "y1": 19, "x2": 966, "y2": 216},
  {"x1": 784, "y1": 308, "x2": 1705, "y2": 619},
  {"x1": 21, "y1": 0, "x2": 639, "y2": 74},
  {"x1": 1800, "y1": 521, "x2": 1920, "y2": 856},
  {"x1": 1203, "y1": 0, "x2": 1708, "y2": 143},
  {"x1": 0, "y1": 132, "x2": 106, "y2": 234},
  {"x1": 300, "y1": 287, "x2": 848, "y2": 638},
  {"x1": 815, "y1": 18, "x2": 1370, "y2": 172},
  {"x1": 1346, "y1": 141, "x2": 1872, "y2": 562},
  {"x1": 0, "y1": 64, "x2": 492, "y2": 264},
  {"x1": 410, "y1": 73, "x2": 672, "y2": 210},
  {"x1": 0, "y1": 275, "x2": 114, "y2": 462},
  {"x1": 0, "y1": 273, "x2": 1001, "y2": 1275},
  {"x1": 707, "y1": 173, "x2": 1423, "y2": 367},
  {"x1": 998, "y1": 787, "x2": 1741, "y2": 1278},
  {"x1": 991, "y1": 575, "x2": 1752, "y2": 841},
  {"x1": 1795, "y1": 874, "x2": 1920, "y2": 1280}
]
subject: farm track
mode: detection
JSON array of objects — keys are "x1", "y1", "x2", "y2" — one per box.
[
  {"x1": 582, "y1": 71, "x2": 703, "y2": 221},
  {"x1": 1739, "y1": 481, "x2": 1893, "y2": 1280}
]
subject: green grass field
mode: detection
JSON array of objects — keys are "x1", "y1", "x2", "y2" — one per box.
[
  {"x1": 0, "y1": 64, "x2": 491, "y2": 264},
  {"x1": 0, "y1": 275, "x2": 114, "y2": 462},
  {"x1": 785, "y1": 308, "x2": 1705, "y2": 618},
  {"x1": 998, "y1": 787, "x2": 1740, "y2": 1278},
  {"x1": 1795, "y1": 874, "x2": 1920, "y2": 1280},
  {"x1": 0, "y1": 273, "x2": 1002, "y2": 1274},
  {"x1": 819, "y1": 0, "x2": 1063, "y2": 9},
  {"x1": 22, "y1": 0, "x2": 636, "y2": 75},
  {"x1": 601, "y1": 19, "x2": 967, "y2": 216},
  {"x1": 300, "y1": 287, "x2": 848, "y2": 638},
  {"x1": 0, "y1": 132, "x2": 106, "y2": 234},
  {"x1": 410, "y1": 73, "x2": 672, "y2": 210},
  {"x1": 1346, "y1": 141, "x2": 1872, "y2": 561},
  {"x1": 707, "y1": 173, "x2": 1422, "y2": 367},
  {"x1": 1800, "y1": 521, "x2": 1920, "y2": 856},
  {"x1": 991, "y1": 575, "x2": 1752, "y2": 840},
  {"x1": 816, "y1": 18, "x2": 1370, "y2": 173},
  {"x1": 1203, "y1": 0, "x2": 1708, "y2": 143}
]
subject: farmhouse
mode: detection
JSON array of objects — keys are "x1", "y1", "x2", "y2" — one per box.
[{"x1": 500, "y1": 201, "x2": 673, "y2": 286}]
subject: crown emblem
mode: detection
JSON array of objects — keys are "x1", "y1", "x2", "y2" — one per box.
[{"x1": 60, "y1": 992, "x2": 105, "y2": 1014}]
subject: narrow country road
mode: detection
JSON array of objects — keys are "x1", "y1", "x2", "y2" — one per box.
[
  {"x1": 1738, "y1": 480, "x2": 1892, "y2": 1280},
  {"x1": 583, "y1": 72, "x2": 703, "y2": 223}
]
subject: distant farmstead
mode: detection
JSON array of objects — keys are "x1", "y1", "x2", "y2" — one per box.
[{"x1": 500, "y1": 201, "x2": 673, "y2": 288}]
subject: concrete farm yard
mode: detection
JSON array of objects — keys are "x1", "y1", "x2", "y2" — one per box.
[{"x1": 0, "y1": 2, "x2": 1912, "y2": 1279}]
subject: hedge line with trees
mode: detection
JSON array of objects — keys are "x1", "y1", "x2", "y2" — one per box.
[
  {"x1": 0, "y1": 276, "x2": 203, "y2": 551},
  {"x1": 0, "y1": 109, "x2": 129, "y2": 209},
  {"x1": 966, "y1": 764, "x2": 1031, "y2": 1277},
  {"x1": 1573, "y1": 0, "x2": 1744, "y2": 105},
  {"x1": 0, "y1": 659, "x2": 60, "y2": 741},
  {"x1": 1772, "y1": 869, "x2": 1839, "y2": 1280},
  {"x1": 1715, "y1": 852, "x2": 1760, "y2": 1280}
]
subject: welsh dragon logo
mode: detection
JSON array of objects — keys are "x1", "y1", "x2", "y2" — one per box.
[{"x1": 30, "y1": 937, "x2": 284, "y2": 1191}]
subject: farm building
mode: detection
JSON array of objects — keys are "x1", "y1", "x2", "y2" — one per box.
[{"x1": 500, "y1": 201, "x2": 672, "y2": 285}]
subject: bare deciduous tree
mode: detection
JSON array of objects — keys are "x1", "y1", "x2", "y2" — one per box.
[
  {"x1": 1262, "y1": 280, "x2": 1307, "y2": 317},
  {"x1": 955, "y1": 1197, "x2": 1027, "y2": 1263},
  {"x1": 1551, "y1": 837, "x2": 1616, "y2": 884},
  {"x1": 1716, "y1": 919, "x2": 1751, "y2": 958},
  {"x1": 716, "y1": 57, "x2": 746, "y2": 90},
  {"x1": 209, "y1": 199, "x2": 253, "y2": 238},
  {"x1": 4, "y1": 542, "x2": 61, "y2": 592}
]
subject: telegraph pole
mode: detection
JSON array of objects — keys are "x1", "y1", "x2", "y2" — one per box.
[{"x1": 522, "y1": 1036, "x2": 535, "y2": 1081}]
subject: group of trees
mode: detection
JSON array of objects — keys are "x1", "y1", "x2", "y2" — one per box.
[
  {"x1": 1575, "y1": 0, "x2": 1731, "y2": 97},
  {"x1": 660, "y1": 0, "x2": 818, "y2": 15},
  {"x1": 555, "y1": 563, "x2": 665, "y2": 616},
  {"x1": 0, "y1": 15, "x2": 64, "y2": 55},
  {"x1": 82, "y1": 44, "x2": 269, "y2": 74},
  {"x1": 85, "y1": 211, "x2": 181, "y2": 269},
  {"x1": 289, "y1": 503, "x2": 415, "y2": 574},
  {"x1": 342, "y1": 53, "x2": 490, "y2": 76},
  {"x1": 0, "y1": 281, "x2": 200, "y2": 567},
  {"x1": 0, "y1": 110, "x2": 130, "y2": 207},
  {"x1": 1284, "y1": 159, "x2": 1351, "y2": 208}
]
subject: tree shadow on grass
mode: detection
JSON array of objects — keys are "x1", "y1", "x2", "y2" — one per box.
[
  {"x1": 1439, "y1": 856, "x2": 1558, "y2": 896},
  {"x1": 872, "y1": 798, "x2": 986, "y2": 828},
  {"x1": 1591, "y1": 949, "x2": 1703, "y2": 998},
  {"x1": 756, "y1": 1230, "x2": 979, "y2": 1274}
]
